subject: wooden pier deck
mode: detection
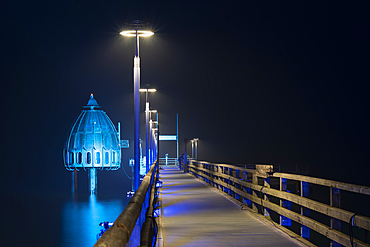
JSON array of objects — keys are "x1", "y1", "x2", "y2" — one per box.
[{"x1": 158, "y1": 166, "x2": 307, "y2": 247}]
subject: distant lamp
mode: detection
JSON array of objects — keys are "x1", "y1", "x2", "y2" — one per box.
[
  {"x1": 140, "y1": 88, "x2": 157, "y2": 173},
  {"x1": 191, "y1": 138, "x2": 199, "y2": 160},
  {"x1": 139, "y1": 88, "x2": 157, "y2": 92},
  {"x1": 119, "y1": 20, "x2": 154, "y2": 191}
]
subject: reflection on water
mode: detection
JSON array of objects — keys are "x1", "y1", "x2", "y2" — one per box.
[{"x1": 61, "y1": 195, "x2": 125, "y2": 247}]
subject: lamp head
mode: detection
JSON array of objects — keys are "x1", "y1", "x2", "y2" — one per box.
[
  {"x1": 139, "y1": 88, "x2": 157, "y2": 92},
  {"x1": 120, "y1": 30, "x2": 154, "y2": 37}
]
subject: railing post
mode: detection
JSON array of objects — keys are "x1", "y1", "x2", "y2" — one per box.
[
  {"x1": 205, "y1": 163, "x2": 208, "y2": 183},
  {"x1": 229, "y1": 168, "x2": 234, "y2": 197},
  {"x1": 280, "y1": 178, "x2": 291, "y2": 226},
  {"x1": 220, "y1": 166, "x2": 224, "y2": 193},
  {"x1": 252, "y1": 173, "x2": 258, "y2": 212},
  {"x1": 210, "y1": 164, "x2": 214, "y2": 187},
  {"x1": 330, "y1": 187, "x2": 341, "y2": 247},
  {"x1": 235, "y1": 169, "x2": 240, "y2": 201},
  {"x1": 264, "y1": 178, "x2": 271, "y2": 218},
  {"x1": 216, "y1": 165, "x2": 221, "y2": 190},
  {"x1": 242, "y1": 171, "x2": 251, "y2": 207},
  {"x1": 301, "y1": 181, "x2": 310, "y2": 239}
]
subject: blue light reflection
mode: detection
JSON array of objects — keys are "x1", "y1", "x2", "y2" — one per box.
[{"x1": 61, "y1": 195, "x2": 124, "y2": 246}]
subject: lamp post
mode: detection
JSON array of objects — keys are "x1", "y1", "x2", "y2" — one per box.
[
  {"x1": 191, "y1": 138, "x2": 199, "y2": 160},
  {"x1": 191, "y1": 140, "x2": 194, "y2": 158},
  {"x1": 148, "y1": 110, "x2": 157, "y2": 165},
  {"x1": 120, "y1": 21, "x2": 154, "y2": 191},
  {"x1": 140, "y1": 88, "x2": 156, "y2": 173},
  {"x1": 194, "y1": 138, "x2": 199, "y2": 160}
]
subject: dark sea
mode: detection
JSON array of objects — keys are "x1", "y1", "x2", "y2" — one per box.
[{"x1": 1, "y1": 171, "x2": 132, "y2": 247}]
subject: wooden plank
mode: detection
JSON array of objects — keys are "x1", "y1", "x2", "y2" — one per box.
[
  {"x1": 162, "y1": 167, "x2": 306, "y2": 247},
  {"x1": 273, "y1": 172, "x2": 370, "y2": 195}
]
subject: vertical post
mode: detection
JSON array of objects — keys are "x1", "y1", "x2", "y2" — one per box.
[
  {"x1": 280, "y1": 178, "x2": 292, "y2": 226},
  {"x1": 330, "y1": 187, "x2": 341, "y2": 247},
  {"x1": 184, "y1": 138, "x2": 188, "y2": 173},
  {"x1": 229, "y1": 168, "x2": 233, "y2": 196},
  {"x1": 72, "y1": 169, "x2": 78, "y2": 193},
  {"x1": 145, "y1": 96, "x2": 149, "y2": 173},
  {"x1": 252, "y1": 173, "x2": 258, "y2": 212},
  {"x1": 149, "y1": 119, "x2": 152, "y2": 165},
  {"x1": 195, "y1": 139, "x2": 198, "y2": 160},
  {"x1": 264, "y1": 178, "x2": 271, "y2": 218},
  {"x1": 235, "y1": 169, "x2": 240, "y2": 200},
  {"x1": 156, "y1": 113, "x2": 159, "y2": 165},
  {"x1": 133, "y1": 31, "x2": 140, "y2": 191},
  {"x1": 89, "y1": 168, "x2": 97, "y2": 194},
  {"x1": 191, "y1": 140, "x2": 194, "y2": 158},
  {"x1": 301, "y1": 181, "x2": 310, "y2": 239},
  {"x1": 242, "y1": 171, "x2": 251, "y2": 207},
  {"x1": 71, "y1": 170, "x2": 74, "y2": 193},
  {"x1": 131, "y1": 163, "x2": 134, "y2": 191},
  {"x1": 177, "y1": 113, "x2": 179, "y2": 164}
]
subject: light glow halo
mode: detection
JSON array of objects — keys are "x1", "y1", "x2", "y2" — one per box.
[{"x1": 120, "y1": 30, "x2": 154, "y2": 37}]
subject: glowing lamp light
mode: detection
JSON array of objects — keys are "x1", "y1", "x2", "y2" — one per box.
[
  {"x1": 139, "y1": 89, "x2": 157, "y2": 92},
  {"x1": 119, "y1": 30, "x2": 154, "y2": 37}
]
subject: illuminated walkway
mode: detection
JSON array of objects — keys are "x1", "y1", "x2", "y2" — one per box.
[{"x1": 159, "y1": 166, "x2": 303, "y2": 247}]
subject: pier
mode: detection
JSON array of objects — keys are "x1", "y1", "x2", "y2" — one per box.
[
  {"x1": 158, "y1": 166, "x2": 307, "y2": 246},
  {"x1": 95, "y1": 161, "x2": 370, "y2": 247}
]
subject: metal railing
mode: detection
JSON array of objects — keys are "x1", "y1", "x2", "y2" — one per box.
[
  {"x1": 158, "y1": 157, "x2": 178, "y2": 165},
  {"x1": 188, "y1": 160, "x2": 370, "y2": 247},
  {"x1": 94, "y1": 161, "x2": 159, "y2": 247}
]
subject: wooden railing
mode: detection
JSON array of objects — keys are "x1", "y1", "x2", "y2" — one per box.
[
  {"x1": 94, "y1": 162, "x2": 159, "y2": 247},
  {"x1": 188, "y1": 160, "x2": 370, "y2": 247}
]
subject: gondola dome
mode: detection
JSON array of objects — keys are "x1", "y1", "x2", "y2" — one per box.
[{"x1": 63, "y1": 94, "x2": 121, "y2": 171}]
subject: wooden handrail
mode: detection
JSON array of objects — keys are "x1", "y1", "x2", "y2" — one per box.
[
  {"x1": 189, "y1": 161, "x2": 370, "y2": 247},
  {"x1": 273, "y1": 172, "x2": 370, "y2": 195},
  {"x1": 94, "y1": 162, "x2": 158, "y2": 247}
]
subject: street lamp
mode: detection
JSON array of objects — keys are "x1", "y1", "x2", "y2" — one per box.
[
  {"x1": 120, "y1": 21, "x2": 154, "y2": 191},
  {"x1": 149, "y1": 112, "x2": 158, "y2": 164},
  {"x1": 191, "y1": 140, "x2": 194, "y2": 158},
  {"x1": 140, "y1": 88, "x2": 156, "y2": 173},
  {"x1": 191, "y1": 138, "x2": 199, "y2": 160}
]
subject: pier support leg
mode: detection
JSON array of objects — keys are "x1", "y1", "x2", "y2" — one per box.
[
  {"x1": 89, "y1": 168, "x2": 97, "y2": 194},
  {"x1": 72, "y1": 169, "x2": 77, "y2": 193}
]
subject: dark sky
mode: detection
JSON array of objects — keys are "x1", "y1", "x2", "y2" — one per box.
[{"x1": 1, "y1": 0, "x2": 370, "y2": 196}]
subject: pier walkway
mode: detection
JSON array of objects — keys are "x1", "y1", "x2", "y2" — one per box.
[{"x1": 158, "y1": 166, "x2": 304, "y2": 247}]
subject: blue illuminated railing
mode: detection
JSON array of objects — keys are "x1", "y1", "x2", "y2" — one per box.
[
  {"x1": 94, "y1": 161, "x2": 159, "y2": 247},
  {"x1": 188, "y1": 160, "x2": 370, "y2": 247}
]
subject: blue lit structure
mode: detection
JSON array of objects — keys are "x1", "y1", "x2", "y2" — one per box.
[{"x1": 63, "y1": 94, "x2": 121, "y2": 194}]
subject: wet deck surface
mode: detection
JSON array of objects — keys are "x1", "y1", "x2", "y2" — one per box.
[{"x1": 159, "y1": 166, "x2": 302, "y2": 247}]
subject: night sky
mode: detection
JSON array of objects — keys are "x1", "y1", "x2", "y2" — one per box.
[{"x1": 1, "y1": 0, "x2": 370, "y2": 200}]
